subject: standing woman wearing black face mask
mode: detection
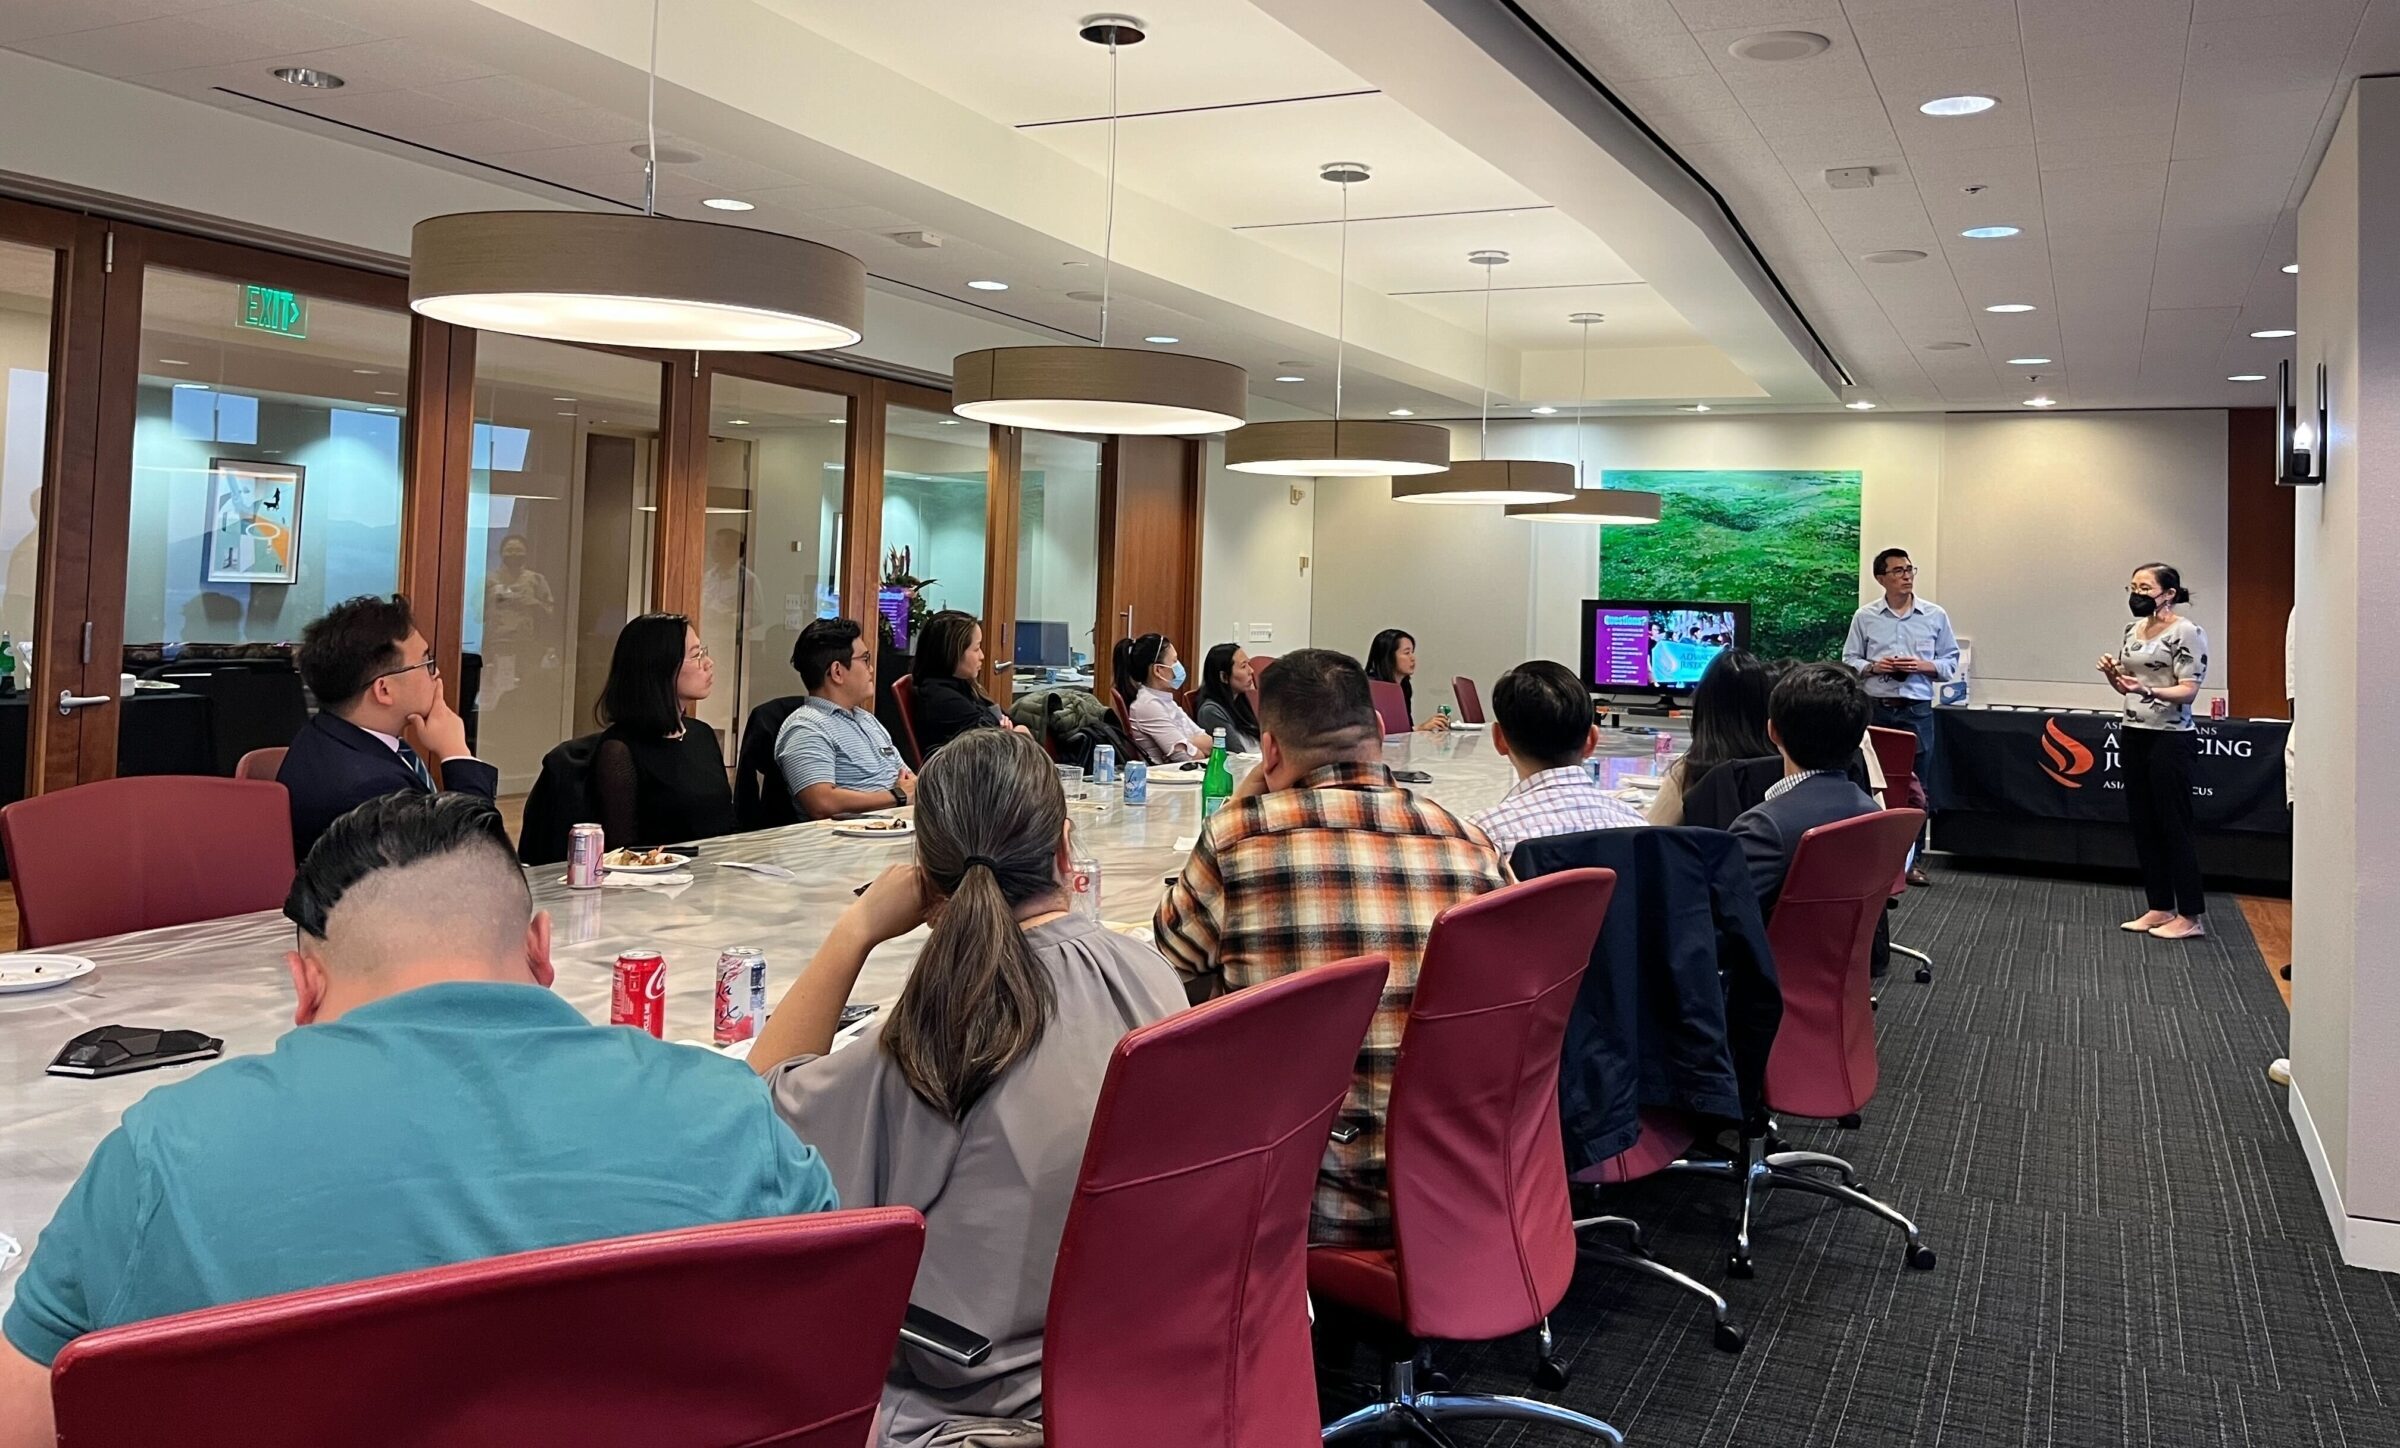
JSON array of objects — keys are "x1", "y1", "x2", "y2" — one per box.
[{"x1": 2097, "y1": 562, "x2": 2212, "y2": 939}]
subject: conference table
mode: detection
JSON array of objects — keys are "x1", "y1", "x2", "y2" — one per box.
[{"x1": 0, "y1": 723, "x2": 1679, "y2": 1308}]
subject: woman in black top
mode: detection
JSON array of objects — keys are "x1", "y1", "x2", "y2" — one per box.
[
  {"x1": 1194, "y1": 642, "x2": 1261, "y2": 752},
  {"x1": 910, "y1": 610, "x2": 1024, "y2": 758},
  {"x1": 1365, "y1": 627, "x2": 1451, "y2": 732},
  {"x1": 593, "y1": 612, "x2": 735, "y2": 847}
]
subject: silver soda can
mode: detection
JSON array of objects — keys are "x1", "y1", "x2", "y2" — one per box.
[
  {"x1": 1091, "y1": 743, "x2": 1117, "y2": 786},
  {"x1": 715, "y1": 948, "x2": 768, "y2": 1044},
  {"x1": 567, "y1": 823, "x2": 606, "y2": 888},
  {"x1": 1123, "y1": 760, "x2": 1148, "y2": 805}
]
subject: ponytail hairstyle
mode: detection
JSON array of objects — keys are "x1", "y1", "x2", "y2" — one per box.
[
  {"x1": 1112, "y1": 631, "x2": 1166, "y2": 706},
  {"x1": 880, "y1": 728, "x2": 1064, "y2": 1119},
  {"x1": 2134, "y1": 561, "x2": 2192, "y2": 605}
]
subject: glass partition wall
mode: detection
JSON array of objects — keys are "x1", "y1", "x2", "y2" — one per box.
[
  {"x1": 880, "y1": 404, "x2": 990, "y2": 651},
  {"x1": 1015, "y1": 431, "x2": 1101, "y2": 689}
]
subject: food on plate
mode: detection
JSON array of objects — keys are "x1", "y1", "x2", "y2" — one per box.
[{"x1": 604, "y1": 846, "x2": 676, "y2": 868}]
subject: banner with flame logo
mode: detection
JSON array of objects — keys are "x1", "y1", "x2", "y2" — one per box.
[
  {"x1": 1932, "y1": 709, "x2": 2290, "y2": 834},
  {"x1": 2039, "y1": 718, "x2": 2096, "y2": 787}
]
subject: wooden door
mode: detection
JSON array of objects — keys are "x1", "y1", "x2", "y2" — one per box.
[{"x1": 1096, "y1": 436, "x2": 1203, "y2": 686}]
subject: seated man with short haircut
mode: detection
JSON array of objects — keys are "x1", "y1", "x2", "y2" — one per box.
[
  {"x1": 1472, "y1": 658, "x2": 1645, "y2": 860},
  {"x1": 777, "y1": 617, "x2": 916, "y2": 820},
  {"x1": 0, "y1": 794, "x2": 836, "y2": 1444},
  {"x1": 1729, "y1": 660, "x2": 1881, "y2": 915},
  {"x1": 278, "y1": 594, "x2": 497, "y2": 860},
  {"x1": 1154, "y1": 648, "x2": 1505, "y2": 1247}
]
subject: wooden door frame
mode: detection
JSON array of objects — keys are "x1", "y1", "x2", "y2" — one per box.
[{"x1": 1095, "y1": 435, "x2": 1205, "y2": 674}]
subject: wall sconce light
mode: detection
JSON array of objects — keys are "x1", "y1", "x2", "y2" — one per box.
[{"x1": 2277, "y1": 356, "x2": 2326, "y2": 486}]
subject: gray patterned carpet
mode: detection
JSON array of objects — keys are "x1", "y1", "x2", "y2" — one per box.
[{"x1": 1410, "y1": 865, "x2": 2400, "y2": 1447}]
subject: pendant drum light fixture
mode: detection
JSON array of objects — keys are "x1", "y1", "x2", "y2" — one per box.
[
  {"x1": 1393, "y1": 251, "x2": 1577, "y2": 504},
  {"x1": 1506, "y1": 311, "x2": 1663, "y2": 525},
  {"x1": 951, "y1": 16, "x2": 1247, "y2": 434},
  {"x1": 1223, "y1": 163, "x2": 1449, "y2": 476},
  {"x1": 409, "y1": 1, "x2": 865, "y2": 351}
]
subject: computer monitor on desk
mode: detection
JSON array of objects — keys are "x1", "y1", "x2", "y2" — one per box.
[{"x1": 1015, "y1": 619, "x2": 1074, "y2": 672}]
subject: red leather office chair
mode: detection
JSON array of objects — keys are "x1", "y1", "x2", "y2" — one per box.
[
  {"x1": 1243, "y1": 654, "x2": 1275, "y2": 721},
  {"x1": 1040, "y1": 955, "x2": 1389, "y2": 1447},
  {"x1": 2, "y1": 777, "x2": 295, "y2": 949},
  {"x1": 1310, "y1": 871, "x2": 1625, "y2": 1445},
  {"x1": 1867, "y1": 724, "x2": 1935, "y2": 985},
  {"x1": 1450, "y1": 676, "x2": 1485, "y2": 725},
  {"x1": 891, "y1": 674, "x2": 927, "y2": 768},
  {"x1": 1667, "y1": 810, "x2": 1935, "y2": 1276},
  {"x1": 234, "y1": 747, "x2": 287, "y2": 782},
  {"x1": 50, "y1": 1208, "x2": 925, "y2": 1448},
  {"x1": 1367, "y1": 679, "x2": 1412, "y2": 736}
]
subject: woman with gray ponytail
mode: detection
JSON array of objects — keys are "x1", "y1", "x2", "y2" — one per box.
[{"x1": 752, "y1": 729, "x2": 1185, "y2": 1447}]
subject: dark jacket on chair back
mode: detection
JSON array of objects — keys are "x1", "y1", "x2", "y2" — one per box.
[
  {"x1": 277, "y1": 711, "x2": 501, "y2": 861},
  {"x1": 1511, "y1": 826, "x2": 1782, "y2": 1172},
  {"x1": 734, "y1": 696, "x2": 807, "y2": 832}
]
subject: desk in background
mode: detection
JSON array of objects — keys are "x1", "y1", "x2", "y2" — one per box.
[
  {"x1": 1929, "y1": 707, "x2": 2290, "y2": 887},
  {"x1": 0, "y1": 689, "x2": 216, "y2": 810}
]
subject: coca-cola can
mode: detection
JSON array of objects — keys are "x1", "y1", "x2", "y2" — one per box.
[
  {"x1": 611, "y1": 950, "x2": 667, "y2": 1037},
  {"x1": 568, "y1": 823, "x2": 606, "y2": 888},
  {"x1": 715, "y1": 947, "x2": 768, "y2": 1045},
  {"x1": 2210, "y1": 694, "x2": 2229, "y2": 719}
]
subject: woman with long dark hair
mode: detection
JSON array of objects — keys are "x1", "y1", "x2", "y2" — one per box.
[
  {"x1": 1364, "y1": 628, "x2": 1451, "y2": 732},
  {"x1": 1111, "y1": 631, "x2": 1209, "y2": 762},
  {"x1": 1194, "y1": 642, "x2": 1261, "y2": 753},
  {"x1": 752, "y1": 730, "x2": 1184, "y2": 1444},
  {"x1": 592, "y1": 612, "x2": 734, "y2": 846},
  {"x1": 909, "y1": 610, "x2": 1026, "y2": 758},
  {"x1": 2100, "y1": 561, "x2": 2211, "y2": 939},
  {"x1": 1645, "y1": 647, "x2": 1776, "y2": 825}
]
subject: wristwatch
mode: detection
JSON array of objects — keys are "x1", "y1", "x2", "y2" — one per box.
[
  {"x1": 890, "y1": 784, "x2": 908, "y2": 806},
  {"x1": 2138, "y1": 686, "x2": 2157, "y2": 703}
]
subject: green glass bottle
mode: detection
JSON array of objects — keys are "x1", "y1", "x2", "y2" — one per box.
[
  {"x1": 1200, "y1": 727, "x2": 1233, "y2": 817},
  {"x1": 0, "y1": 632, "x2": 17, "y2": 699}
]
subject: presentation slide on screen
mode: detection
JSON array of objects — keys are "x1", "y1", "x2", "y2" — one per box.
[{"x1": 1591, "y1": 607, "x2": 1740, "y2": 689}]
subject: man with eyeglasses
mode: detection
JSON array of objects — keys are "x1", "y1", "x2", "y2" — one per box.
[
  {"x1": 278, "y1": 594, "x2": 498, "y2": 859},
  {"x1": 1842, "y1": 548, "x2": 1959, "y2": 886},
  {"x1": 775, "y1": 617, "x2": 914, "y2": 821}
]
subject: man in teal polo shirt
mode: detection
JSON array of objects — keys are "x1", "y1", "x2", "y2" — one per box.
[{"x1": 0, "y1": 793, "x2": 837, "y2": 1442}]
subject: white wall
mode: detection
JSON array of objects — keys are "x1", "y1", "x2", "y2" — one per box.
[
  {"x1": 1198, "y1": 439, "x2": 1317, "y2": 663},
  {"x1": 1302, "y1": 410, "x2": 2233, "y2": 713}
]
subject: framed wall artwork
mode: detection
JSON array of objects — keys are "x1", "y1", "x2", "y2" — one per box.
[{"x1": 205, "y1": 458, "x2": 304, "y2": 585}]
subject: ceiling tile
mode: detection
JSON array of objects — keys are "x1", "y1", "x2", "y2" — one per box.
[
  {"x1": 420, "y1": 71, "x2": 592, "y2": 117},
  {"x1": 2139, "y1": 306, "x2": 2241, "y2": 380},
  {"x1": 187, "y1": 2, "x2": 377, "y2": 54},
  {"x1": 517, "y1": 105, "x2": 649, "y2": 146},
  {"x1": 1698, "y1": 22, "x2": 1870, "y2": 105},
  {"x1": 2173, "y1": 87, "x2": 2332, "y2": 163},
  {"x1": 2148, "y1": 225, "x2": 2276, "y2": 308},
  {"x1": 1581, "y1": 28, "x2": 1718, "y2": 82},
  {"x1": 1670, "y1": 0, "x2": 1840, "y2": 26},
  {"x1": 2035, "y1": 133, "x2": 2175, "y2": 170},
  {"x1": 2160, "y1": 152, "x2": 2311, "y2": 231},
  {"x1": 1845, "y1": 0, "x2": 2021, "y2": 59},
  {"x1": 12, "y1": 15, "x2": 287, "y2": 73},
  {"x1": 0, "y1": 0, "x2": 228, "y2": 47},
  {"x1": 259, "y1": 37, "x2": 500, "y2": 92}
]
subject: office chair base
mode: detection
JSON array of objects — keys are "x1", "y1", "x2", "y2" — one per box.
[
  {"x1": 1893, "y1": 942, "x2": 1934, "y2": 985},
  {"x1": 1667, "y1": 1135, "x2": 1935, "y2": 1277},
  {"x1": 1568, "y1": 1219, "x2": 1746, "y2": 1353},
  {"x1": 1324, "y1": 1355, "x2": 1624, "y2": 1445}
]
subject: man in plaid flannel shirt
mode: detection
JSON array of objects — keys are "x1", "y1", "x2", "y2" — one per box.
[{"x1": 1153, "y1": 648, "x2": 1506, "y2": 1247}]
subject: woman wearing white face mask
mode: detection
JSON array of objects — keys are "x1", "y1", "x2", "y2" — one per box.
[
  {"x1": 1112, "y1": 632, "x2": 1210, "y2": 763},
  {"x1": 2097, "y1": 561, "x2": 2211, "y2": 940}
]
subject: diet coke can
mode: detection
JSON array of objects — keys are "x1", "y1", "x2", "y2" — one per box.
[
  {"x1": 715, "y1": 947, "x2": 768, "y2": 1045},
  {"x1": 567, "y1": 823, "x2": 606, "y2": 889},
  {"x1": 611, "y1": 950, "x2": 667, "y2": 1037},
  {"x1": 1090, "y1": 744, "x2": 1117, "y2": 786}
]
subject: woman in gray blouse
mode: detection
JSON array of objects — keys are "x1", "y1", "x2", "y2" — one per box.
[
  {"x1": 750, "y1": 728, "x2": 1185, "y2": 1448},
  {"x1": 2097, "y1": 561, "x2": 2211, "y2": 940}
]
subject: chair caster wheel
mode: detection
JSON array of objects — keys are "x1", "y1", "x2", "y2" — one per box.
[
  {"x1": 1839, "y1": 1113, "x2": 1863, "y2": 1130},
  {"x1": 1727, "y1": 1254, "x2": 1755, "y2": 1279},
  {"x1": 1532, "y1": 1356, "x2": 1571, "y2": 1390},
  {"x1": 1870, "y1": 997, "x2": 1880, "y2": 1012},
  {"x1": 1914, "y1": 965, "x2": 1933, "y2": 984},
  {"x1": 1713, "y1": 1322, "x2": 1746, "y2": 1353},
  {"x1": 1424, "y1": 1370, "x2": 1454, "y2": 1392},
  {"x1": 1906, "y1": 1244, "x2": 1937, "y2": 1271}
]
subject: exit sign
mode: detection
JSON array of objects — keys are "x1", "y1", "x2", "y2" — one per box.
[{"x1": 238, "y1": 285, "x2": 308, "y2": 338}]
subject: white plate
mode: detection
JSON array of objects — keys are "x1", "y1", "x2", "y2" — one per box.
[
  {"x1": 832, "y1": 819, "x2": 917, "y2": 840},
  {"x1": 603, "y1": 852, "x2": 692, "y2": 875},
  {"x1": 0, "y1": 953, "x2": 96, "y2": 994},
  {"x1": 1145, "y1": 765, "x2": 1208, "y2": 786},
  {"x1": 1447, "y1": 721, "x2": 1487, "y2": 732}
]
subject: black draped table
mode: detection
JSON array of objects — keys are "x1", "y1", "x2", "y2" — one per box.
[{"x1": 1928, "y1": 707, "x2": 2291, "y2": 887}]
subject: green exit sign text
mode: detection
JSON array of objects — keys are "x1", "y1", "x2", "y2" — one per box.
[{"x1": 238, "y1": 285, "x2": 308, "y2": 338}]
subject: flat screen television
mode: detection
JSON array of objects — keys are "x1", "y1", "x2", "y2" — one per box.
[{"x1": 1580, "y1": 600, "x2": 1751, "y2": 694}]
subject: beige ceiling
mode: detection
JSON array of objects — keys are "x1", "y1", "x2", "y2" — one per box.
[
  {"x1": 0, "y1": 0, "x2": 1842, "y2": 415},
  {"x1": 1512, "y1": 0, "x2": 2399, "y2": 410}
]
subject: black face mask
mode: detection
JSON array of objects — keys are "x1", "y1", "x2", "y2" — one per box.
[{"x1": 2128, "y1": 592, "x2": 2158, "y2": 618}]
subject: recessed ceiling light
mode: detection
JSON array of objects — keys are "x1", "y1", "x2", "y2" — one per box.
[
  {"x1": 1985, "y1": 302, "x2": 2036, "y2": 312},
  {"x1": 701, "y1": 197, "x2": 754, "y2": 211},
  {"x1": 1387, "y1": 408, "x2": 1415, "y2": 417},
  {"x1": 1845, "y1": 399, "x2": 1879, "y2": 410},
  {"x1": 1683, "y1": 404, "x2": 1712, "y2": 413},
  {"x1": 157, "y1": 358, "x2": 188, "y2": 366},
  {"x1": 1920, "y1": 94, "x2": 1998, "y2": 116},
  {"x1": 2228, "y1": 374, "x2": 2267, "y2": 382},
  {"x1": 552, "y1": 397, "x2": 577, "y2": 403},
  {"x1": 1530, "y1": 405, "x2": 1559, "y2": 415},
  {"x1": 2282, "y1": 263, "x2": 2300, "y2": 274},
  {"x1": 727, "y1": 418, "x2": 750, "y2": 425},
  {"x1": 172, "y1": 382, "x2": 209, "y2": 390},
  {"x1": 1961, "y1": 225, "x2": 2020, "y2": 239},
  {"x1": 1924, "y1": 341, "x2": 1973, "y2": 351},
  {"x1": 967, "y1": 279, "x2": 1009, "y2": 291},
  {"x1": 1274, "y1": 375, "x2": 1305, "y2": 383},
  {"x1": 352, "y1": 368, "x2": 379, "y2": 376},
  {"x1": 2007, "y1": 357, "x2": 2051, "y2": 365},
  {"x1": 2023, "y1": 395, "x2": 2058, "y2": 407},
  {"x1": 1863, "y1": 249, "x2": 1926, "y2": 264},
  {"x1": 272, "y1": 66, "x2": 343, "y2": 89},
  {"x1": 2251, "y1": 328, "x2": 2296, "y2": 338},
  {"x1": 1144, "y1": 335, "x2": 1179, "y2": 345},
  {"x1": 1727, "y1": 30, "x2": 1831, "y2": 62}
]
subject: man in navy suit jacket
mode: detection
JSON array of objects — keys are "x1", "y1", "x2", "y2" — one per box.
[
  {"x1": 1730, "y1": 662, "x2": 1881, "y2": 916},
  {"x1": 278, "y1": 596, "x2": 499, "y2": 860}
]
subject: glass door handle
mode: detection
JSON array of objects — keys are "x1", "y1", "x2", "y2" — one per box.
[{"x1": 58, "y1": 691, "x2": 111, "y2": 716}]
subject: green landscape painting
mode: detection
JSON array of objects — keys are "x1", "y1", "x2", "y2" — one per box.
[{"x1": 1599, "y1": 470, "x2": 1862, "y2": 662}]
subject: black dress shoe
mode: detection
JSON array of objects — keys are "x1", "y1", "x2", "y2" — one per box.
[{"x1": 1906, "y1": 867, "x2": 1932, "y2": 888}]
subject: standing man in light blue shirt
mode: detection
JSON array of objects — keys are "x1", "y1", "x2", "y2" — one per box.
[{"x1": 1842, "y1": 548, "x2": 1959, "y2": 883}]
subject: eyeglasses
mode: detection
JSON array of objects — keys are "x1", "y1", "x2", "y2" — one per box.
[
  {"x1": 375, "y1": 657, "x2": 439, "y2": 683},
  {"x1": 686, "y1": 646, "x2": 713, "y2": 663},
  {"x1": 1881, "y1": 565, "x2": 1917, "y2": 576}
]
